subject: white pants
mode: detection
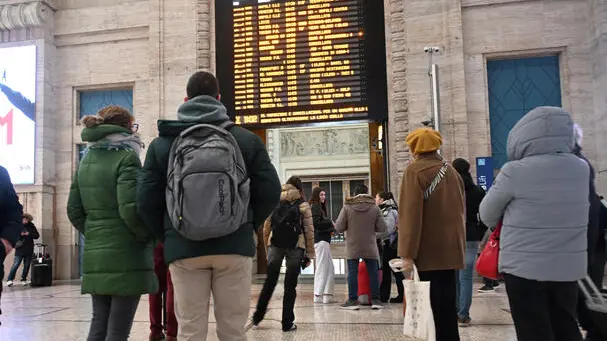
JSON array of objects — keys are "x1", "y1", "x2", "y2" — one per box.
[{"x1": 314, "y1": 241, "x2": 335, "y2": 296}]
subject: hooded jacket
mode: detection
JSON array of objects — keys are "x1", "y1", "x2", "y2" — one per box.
[
  {"x1": 378, "y1": 199, "x2": 398, "y2": 243},
  {"x1": 263, "y1": 184, "x2": 315, "y2": 257},
  {"x1": 137, "y1": 95, "x2": 282, "y2": 264},
  {"x1": 480, "y1": 106, "x2": 589, "y2": 282},
  {"x1": 67, "y1": 125, "x2": 158, "y2": 296},
  {"x1": 335, "y1": 194, "x2": 387, "y2": 260}
]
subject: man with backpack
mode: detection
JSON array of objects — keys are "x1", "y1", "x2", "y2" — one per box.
[
  {"x1": 252, "y1": 176, "x2": 315, "y2": 332},
  {"x1": 0, "y1": 165, "x2": 23, "y2": 324},
  {"x1": 137, "y1": 71, "x2": 281, "y2": 341}
]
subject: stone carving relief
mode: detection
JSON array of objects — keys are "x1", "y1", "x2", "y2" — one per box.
[
  {"x1": 0, "y1": 1, "x2": 52, "y2": 31},
  {"x1": 280, "y1": 127, "x2": 369, "y2": 158}
]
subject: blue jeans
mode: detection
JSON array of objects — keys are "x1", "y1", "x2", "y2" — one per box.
[
  {"x1": 347, "y1": 259, "x2": 380, "y2": 301},
  {"x1": 457, "y1": 242, "x2": 479, "y2": 319},
  {"x1": 7, "y1": 254, "x2": 33, "y2": 282}
]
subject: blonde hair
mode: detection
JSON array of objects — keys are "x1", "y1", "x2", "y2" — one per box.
[{"x1": 81, "y1": 105, "x2": 133, "y2": 129}]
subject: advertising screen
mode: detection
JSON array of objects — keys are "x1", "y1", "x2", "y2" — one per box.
[
  {"x1": 0, "y1": 45, "x2": 36, "y2": 184},
  {"x1": 216, "y1": 0, "x2": 388, "y2": 127}
]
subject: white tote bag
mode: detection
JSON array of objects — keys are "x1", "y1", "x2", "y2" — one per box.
[{"x1": 390, "y1": 260, "x2": 436, "y2": 341}]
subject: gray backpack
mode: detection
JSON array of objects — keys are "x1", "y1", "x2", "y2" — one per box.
[{"x1": 165, "y1": 121, "x2": 250, "y2": 241}]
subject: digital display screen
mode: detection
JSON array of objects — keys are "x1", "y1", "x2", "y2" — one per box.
[
  {"x1": 0, "y1": 45, "x2": 36, "y2": 184},
  {"x1": 216, "y1": 0, "x2": 388, "y2": 127}
]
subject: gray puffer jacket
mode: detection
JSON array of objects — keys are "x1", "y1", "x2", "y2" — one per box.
[{"x1": 480, "y1": 106, "x2": 589, "y2": 282}]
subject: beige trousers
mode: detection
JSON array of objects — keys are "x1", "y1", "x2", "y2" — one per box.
[{"x1": 169, "y1": 255, "x2": 253, "y2": 341}]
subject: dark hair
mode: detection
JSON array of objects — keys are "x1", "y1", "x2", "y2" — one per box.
[
  {"x1": 377, "y1": 192, "x2": 394, "y2": 201},
  {"x1": 309, "y1": 187, "x2": 328, "y2": 217},
  {"x1": 452, "y1": 158, "x2": 475, "y2": 190},
  {"x1": 81, "y1": 105, "x2": 133, "y2": 129},
  {"x1": 286, "y1": 176, "x2": 303, "y2": 191},
  {"x1": 186, "y1": 71, "x2": 220, "y2": 99},
  {"x1": 354, "y1": 184, "x2": 368, "y2": 196}
]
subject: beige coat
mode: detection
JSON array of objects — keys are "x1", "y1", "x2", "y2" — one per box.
[
  {"x1": 263, "y1": 184, "x2": 315, "y2": 257},
  {"x1": 335, "y1": 194, "x2": 387, "y2": 260},
  {"x1": 398, "y1": 153, "x2": 466, "y2": 271}
]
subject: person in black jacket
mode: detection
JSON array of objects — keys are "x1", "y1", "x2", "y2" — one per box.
[
  {"x1": 0, "y1": 165, "x2": 23, "y2": 324},
  {"x1": 573, "y1": 125, "x2": 606, "y2": 341},
  {"x1": 376, "y1": 192, "x2": 404, "y2": 303},
  {"x1": 310, "y1": 187, "x2": 336, "y2": 304},
  {"x1": 6, "y1": 213, "x2": 40, "y2": 286},
  {"x1": 452, "y1": 158, "x2": 487, "y2": 327}
]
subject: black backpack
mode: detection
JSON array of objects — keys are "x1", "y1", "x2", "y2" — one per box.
[{"x1": 270, "y1": 199, "x2": 304, "y2": 248}]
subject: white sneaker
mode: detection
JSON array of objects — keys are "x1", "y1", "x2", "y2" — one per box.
[
  {"x1": 21, "y1": 281, "x2": 29, "y2": 286},
  {"x1": 6, "y1": 281, "x2": 13, "y2": 287},
  {"x1": 323, "y1": 295, "x2": 337, "y2": 304},
  {"x1": 314, "y1": 295, "x2": 323, "y2": 304}
]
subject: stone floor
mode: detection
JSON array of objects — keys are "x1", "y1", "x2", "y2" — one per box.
[{"x1": 0, "y1": 281, "x2": 517, "y2": 340}]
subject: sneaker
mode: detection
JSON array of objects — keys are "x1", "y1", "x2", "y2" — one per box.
[
  {"x1": 20, "y1": 281, "x2": 28, "y2": 286},
  {"x1": 6, "y1": 281, "x2": 13, "y2": 287},
  {"x1": 458, "y1": 317, "x2": 471, "y2": 327},
  {"x1": 323, "y1": 295, "x2": 337, "y2": 304},
  {"x1": 340, "y1": 299, "x2": 360, "y2": 310},
  {"x1": 493, "y1": 281, "x2": 501, "y2": 289},
  {"x1": 314, "y1": 295, "x2": 323, "y2": 304},
  {"x1": 478, "y1": 285, "x2": 495, "y2": 293},
  {"x1": 282, "y1": 324, "x2": 297, "y2": 332},
  {"x1": 371, "y1": 300, "x2": 384, "y2": 310},
  {"x1": 389, "y1": 297, "x2": 404, "y2": 304}
]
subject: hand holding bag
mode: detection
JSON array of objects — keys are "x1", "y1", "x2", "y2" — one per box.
[
  {"x1": 390, "y1": 260, "x2": 436, "y2": 341},
  {"x1": 476, "y1": 220, "x2": 503, "y2": 280}
]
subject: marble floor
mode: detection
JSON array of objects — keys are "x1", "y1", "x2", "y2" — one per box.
[{"x1": 0, "y1": 280, "x2": 517, "y2": 340}]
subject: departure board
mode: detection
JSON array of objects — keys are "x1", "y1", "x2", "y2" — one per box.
[{"x1": 216, "y1": 0, "x2": 388, "y2": 127}]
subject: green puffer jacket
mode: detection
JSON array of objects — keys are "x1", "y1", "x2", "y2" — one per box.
[{"x1": 67, "y1": 125, "x2": 158, "y2": 296}]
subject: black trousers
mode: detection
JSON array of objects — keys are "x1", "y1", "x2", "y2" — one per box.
[
  {"x1": 253, "y1": 247, "x2": 303, "y2": 331},
  {"x1": 418, "y1": 269, "x2": 460, "y2": 341},
  {"x1": 504, "y1": 273, "x2": 582, "y2": 341},
  {"x1": 379, "y1": 241, "x2": 404, "y2": 301}
]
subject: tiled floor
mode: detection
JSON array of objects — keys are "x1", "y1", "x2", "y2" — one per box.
[{"x1": 0, "y1": 281, "x2": 517, "y2": 340}]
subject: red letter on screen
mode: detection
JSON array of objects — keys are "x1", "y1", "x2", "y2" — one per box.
[{"x1": 0, "y1": 109, "x2": 13, "y2": 145}]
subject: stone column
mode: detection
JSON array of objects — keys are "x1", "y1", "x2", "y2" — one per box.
[{"x1": 590, "y1": 0, "x2": 607, "y2": 193}]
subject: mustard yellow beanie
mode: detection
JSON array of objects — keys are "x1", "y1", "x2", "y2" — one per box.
[{"x1": 406, "y1": 128, "x2": 442, "y2": 154}]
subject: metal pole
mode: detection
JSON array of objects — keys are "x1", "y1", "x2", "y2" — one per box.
[{"x1": 431, "y1": 64, "x2": 440, "y2": 134}]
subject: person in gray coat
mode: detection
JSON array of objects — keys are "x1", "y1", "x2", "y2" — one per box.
[{"x1": 480, "y1": 106, "x2": 589, "y2": 341}]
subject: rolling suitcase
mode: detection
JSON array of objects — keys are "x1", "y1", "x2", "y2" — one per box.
[{"x1": 30, "y1": 243, "x2": 52, "y2": 287}]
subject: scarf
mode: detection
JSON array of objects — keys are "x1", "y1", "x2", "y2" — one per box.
[{"x1": 86, "y1": 133, "x2": 145, "y2": 156}]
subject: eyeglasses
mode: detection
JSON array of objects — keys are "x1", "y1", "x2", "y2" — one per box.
[{"x1": 131, "y1": 123, "x2": 139, "y2": 133}]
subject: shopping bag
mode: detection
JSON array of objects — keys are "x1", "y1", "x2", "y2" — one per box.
[
  {"x1": 390, "y1": 260, "x2": 436, "y2": 341},
  {"x1": 476, "y1": 221, "x2": 502, "y2": 280}
]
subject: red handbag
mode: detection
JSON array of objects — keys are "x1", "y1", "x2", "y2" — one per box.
[{"x1": 476, "y1": 221, "x2": 503, "y2": 280}]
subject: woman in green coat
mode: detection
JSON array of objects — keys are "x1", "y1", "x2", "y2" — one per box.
[{"x1": 67, "y1": 105, "x2": 158, "y2": 341}]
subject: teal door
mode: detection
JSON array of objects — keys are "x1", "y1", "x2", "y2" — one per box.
[
  {"x1": 77, "y1": 89, "x2": 133, "y2": 277},
  {"x1": 487, "y1": 56, "x2": 562, "y2": 169}
]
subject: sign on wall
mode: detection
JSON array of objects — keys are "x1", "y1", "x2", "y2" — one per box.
[
  {"x1": 476, "y1": 157, "x2": 494, "y2": 191},
  {"x1": 215, "y1": 0, "x2": 388, "y2": 127},
  {"x1": 0, "y1": 45, "x2": 36, "y2": 184}
]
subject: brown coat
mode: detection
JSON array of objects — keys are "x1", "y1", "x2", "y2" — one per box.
[
  {"x1": 335, "y1": 194, "x2": 387, "y2": 260},
  {"x1": 263, "y1": 184, "x2": 315, "y2": 257},
  {"x1": 398, "y1": 153, "x2": 466, "y2": 271}
]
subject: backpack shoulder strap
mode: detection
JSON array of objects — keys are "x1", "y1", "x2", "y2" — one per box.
[
  {"x1": 218, "y1": 120, "x2": 235, "y2": 131},
  {"x1": 424, "y1": 161, "x2": 449, "y2": 200}
]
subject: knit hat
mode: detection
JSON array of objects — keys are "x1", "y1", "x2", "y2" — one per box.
[
  {"x1": 452, "y1": 158, "x2": 470, "y2": 174},
  {"x1": 406, "y1": 128, "x2": 442, "y2": 154}
]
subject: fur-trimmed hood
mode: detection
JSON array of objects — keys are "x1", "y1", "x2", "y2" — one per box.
[
  {"x1": 280, "y1": 184, "x2": 303, "y2": 202},
  {"x1": 345, "y1": 194, "x2": 376, "y2": 212}
]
